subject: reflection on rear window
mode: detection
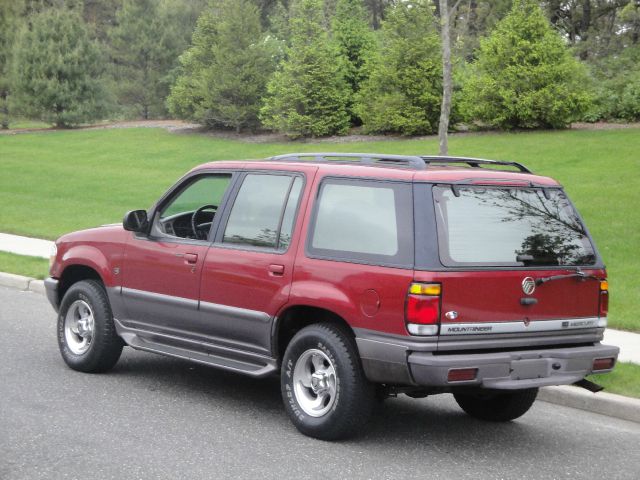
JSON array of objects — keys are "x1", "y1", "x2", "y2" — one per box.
[{"x1": 433, "y1": 186, "x2": 596, "y2": 267}]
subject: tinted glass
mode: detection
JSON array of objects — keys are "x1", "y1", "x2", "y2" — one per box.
[
  {"x1": 278, "y1": 177, "x2": 303, "y2": 251},
  {"x1": 154, "y1": 174, "x2": 231, "y2": 239},
  {"x1": 223, "y1": 174, "x2": 293, "y2": 248},
  {"x1": 161, "y1": 175, "x2": 231, "y2": 219},
  {"x1": 308, "y1": 179, "x2": 413, "y2": 267},
  {"x1": 433, "y1": 186, "x2": 596, "y2": 266}
]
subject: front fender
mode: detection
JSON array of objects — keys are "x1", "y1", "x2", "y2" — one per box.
[{"x1": 59, "y1": 245, "x2": 114, "y2": 286}]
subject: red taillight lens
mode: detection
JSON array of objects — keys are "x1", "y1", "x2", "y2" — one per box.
[
  {"x1": 406, "y1": 294, "x2": 439, "y2": 325},
  {"x1": 599, "y1": 280, "x2": 608, "y2": 317},
  {"x1": 406, "y1": 283, "x2": 441, "y2": 336},
  {"x1": 447, "y1": 368, "x2": 478, "y2": 382},
  {"x1": 592, "y1": 357, "x2": 615, "y2": 371}
]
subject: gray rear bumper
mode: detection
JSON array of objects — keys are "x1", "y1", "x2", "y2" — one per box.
[
  {"x1": 44, "y1": 277, "x2": 60, "y2": 312},
  {"x1": 355, "y1": 328, "x2": 619, "y2": 390},
  {"x1": 407, "y1": 344, "x2": 619, "y2": 390}
]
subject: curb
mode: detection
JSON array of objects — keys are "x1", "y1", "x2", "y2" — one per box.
[
  {"x1": 1, "y1": 271, "x2": 639, "y2": 424},
  {"x1": 0, "y1": 272, "x2": 46, "y2": 295},
  {"x1": 539, "y1": 386, "x2": 640, "y2": 424}
]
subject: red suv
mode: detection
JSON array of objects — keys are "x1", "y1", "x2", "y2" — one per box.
[{"x1": 45, "y1": 153, "x2": 618, "y2": 440}]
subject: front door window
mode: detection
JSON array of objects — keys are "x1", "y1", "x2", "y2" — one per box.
[{"x1": 152, "y1": 174, "x2": 232, "y2": 241}]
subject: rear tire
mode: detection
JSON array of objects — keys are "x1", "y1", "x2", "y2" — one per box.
[
  {"x1": 281, "y1": 323, "x2": 374, "y2": 440},
  {"x1": 57, "y1": 280, "x2": 123, "y2": 373},
  {"x1": 453, "y1": 388, "x2": 538, "y2": 422}
]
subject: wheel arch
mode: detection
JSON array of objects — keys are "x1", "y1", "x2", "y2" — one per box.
[
  {"x1": 57, "y1": 264, "x2": 104, "y2": 305},
  {"x1": 272, "y1": 305, "x2": 357, "y2": 361}
]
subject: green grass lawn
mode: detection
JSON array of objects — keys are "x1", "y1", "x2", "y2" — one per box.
[
  {"x1": 0, "y1": 251, "x2": 49, "y2": 279},
  {"x1": 0, "y1": 127, "x2": 638, "y2": 330},
  {"x1": 5, "y1": 119, "x2": 53, "y2": 129},
  {"x1": 588, "y1": 362, "x2": 640, "y2": 399}
]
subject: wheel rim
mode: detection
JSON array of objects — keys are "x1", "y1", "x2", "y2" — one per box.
[
  {"x1": 64, "y1": 300, "x2": 95, "y2": 355},
  {"x1": 292, "y1": 349, "x2": 337, "y2": 417}
]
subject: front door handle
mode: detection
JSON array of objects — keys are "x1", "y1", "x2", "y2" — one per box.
[
  {"x1": 269, "y1": 264, "x2": 285, "y2": 276},
  {"x1": 184, "y1": 253, "x2": 198, "y2": 264}
]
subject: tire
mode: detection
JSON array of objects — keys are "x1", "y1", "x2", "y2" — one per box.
[
  {"x1": 453, "y1": 388, "x2": 538, "y2": 422},
  {"x1": 57, "y1": 279, "x2": 123, "y2": 373},
  {"x1": 281, "y1": 323, "x2": 374, "y2": 440}
]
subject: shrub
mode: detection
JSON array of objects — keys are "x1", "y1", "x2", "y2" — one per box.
[
  {"x1": 260, "y1": 0, "x2": 350, "y2": 138},
  {"x1": 355, "y1": 0, "x2": 442, "y2": 135},
  {"x1": 461, "y1": 0, "x2": 592, "y2": 129}
]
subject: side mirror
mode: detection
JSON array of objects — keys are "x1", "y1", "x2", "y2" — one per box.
[{"x1": 123, "y1": 210, "x2": 148, "y2": 233}]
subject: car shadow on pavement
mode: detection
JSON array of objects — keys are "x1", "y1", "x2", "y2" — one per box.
[{"x1": 100, "y1": 349, "x2": 546, "y2": 446}]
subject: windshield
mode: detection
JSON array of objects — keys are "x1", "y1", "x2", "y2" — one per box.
[{"x1": 433, "y1": 186, "x2": 596, "y2": 267}]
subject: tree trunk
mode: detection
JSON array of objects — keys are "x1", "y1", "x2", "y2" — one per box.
[
  {"x1": 438, "y1": 0, "x2": 453, "y2": 156},
  {"x1": 579, "y1": 0, "x2": 591, "y2": 60},
  {"x1": 0, "y1": 90, "x2": 9, "y2": 130}
]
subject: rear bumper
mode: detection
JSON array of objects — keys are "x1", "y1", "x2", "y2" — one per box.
[
  {"x1": 408, "y1": 344, "x2": 619, "y2": 390},
  {"x1": 355, "y1": 328, "x2": 619, "y2": 390},
  {"x1": 44, "y1": 277, "x2": 60, "y2": 312}
]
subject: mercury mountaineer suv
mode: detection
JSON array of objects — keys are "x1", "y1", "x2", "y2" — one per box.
[{"x1": 45, "y1": 153, "x2": 619, "y2": 440}]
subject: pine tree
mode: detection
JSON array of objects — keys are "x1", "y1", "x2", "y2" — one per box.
[
  {"x1": 168, "y1": 0, "x2": 276, "y2": 132},
  {"x1": 461, "y1": 0, "x2": 593, "y2": 129},
  {"x1": 109, "y1": 0, "x2": 181, "y2": 119},
  {"x1": 0, "y1": 1, "x2": 25, "y2": 129},
  {"x1": 355, "y1": 0, "x2": 442, "y2": 135},
  {"x1": 331, "y1": 0, "x2": 376, "y2": 123},
  {"x1": 260, "y1": 0, "x2": 351, "y2": 137},
  {"x1": 12, "y1": 4, "x2": 107, "y2": 127}
]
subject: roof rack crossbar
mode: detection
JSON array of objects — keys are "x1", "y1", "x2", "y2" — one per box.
[
  {"x1": 420, "y1": 156, "x2": 532, "y2": 173},
  {"x1": 267, "y1": 152, "x2": 426, "y2": 170}
]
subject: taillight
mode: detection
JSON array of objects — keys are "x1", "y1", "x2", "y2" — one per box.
[
  {"x1": 592, "y1": 357, "x2": 615, "y2": 372},
  {"x1": 406, "y1": 282, "x2": 441, "y2": 336},
  {"x1": 599, "y1": 280, "x2": 608, "y2": 318},
  {"x1": 447, "y1": 368, "x2": 478, "y2": 382}
]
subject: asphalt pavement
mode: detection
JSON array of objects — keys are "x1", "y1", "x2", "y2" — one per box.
[{"x1": 1, "y1": 285, "x2": 639, "y2": 480}]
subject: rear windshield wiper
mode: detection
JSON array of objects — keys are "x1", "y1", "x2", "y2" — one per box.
[{"x1": 536, "y1": 268, "x2": 600, "y2": 286}]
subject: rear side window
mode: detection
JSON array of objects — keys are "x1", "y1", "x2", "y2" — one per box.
[
  {"x1": 222, "y1": 173, "x2": 302, "y2": 250},
  {"x1": 308, "y1": 178, "x2": 413, "y2": 267},
  {"x1": 433, "y1": 186, "x2": 596, "y2": 267}
]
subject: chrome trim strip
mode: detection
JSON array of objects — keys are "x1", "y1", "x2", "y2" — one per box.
[
  {"x1": 440, "y1": 317, "x2": 602, "y2": 336},
  {"x1": 199, "y1": 301, "x2": 271, "y2": 323}
]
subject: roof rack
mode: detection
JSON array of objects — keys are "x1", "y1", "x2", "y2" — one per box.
[
  {"x1": 265, "y1": 153, "x2": 532, "y2": 174},
  {"x1": 267, "y1": 152, "x2": 426, "y2": 170},
  {"x1": 421, "y1": 155, "x2": 532, "y2": 173}
]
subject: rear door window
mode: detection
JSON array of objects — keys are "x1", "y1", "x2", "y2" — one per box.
[
  {"x1": 308, "y1": 178, "x2": 413, "y2": 267},
  {"x1": 433, "y1": 186, "x2": 596, "y2": 267},
  {"x1": 222, "y1": 173, "x2": 303, "y2": 250}
]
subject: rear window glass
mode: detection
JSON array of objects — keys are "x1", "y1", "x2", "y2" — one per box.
[
  {"x1": 433, "y1": 186, "x2": 596, "y2": 267},
  {"x1": 308, "y1": 179, "x2": 413, "y2": 267}
]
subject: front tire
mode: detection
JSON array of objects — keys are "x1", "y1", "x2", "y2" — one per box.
[
  {"x1": 453, "y1": 388, "x2": 538, "y2": 422},
  {"x1": 281, "y1": 323, "x2": 374, "y2": 440},
  {"x1": 57, "y1": 280, "x2": 123, "y2": 373}
]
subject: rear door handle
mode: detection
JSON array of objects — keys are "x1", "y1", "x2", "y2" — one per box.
[
  {"x1": 184, "y1": 253, "x2": 198, "y2": 264},
  {"x1": 268, "y1": 264, "x2": 285, "y2": 276}
]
